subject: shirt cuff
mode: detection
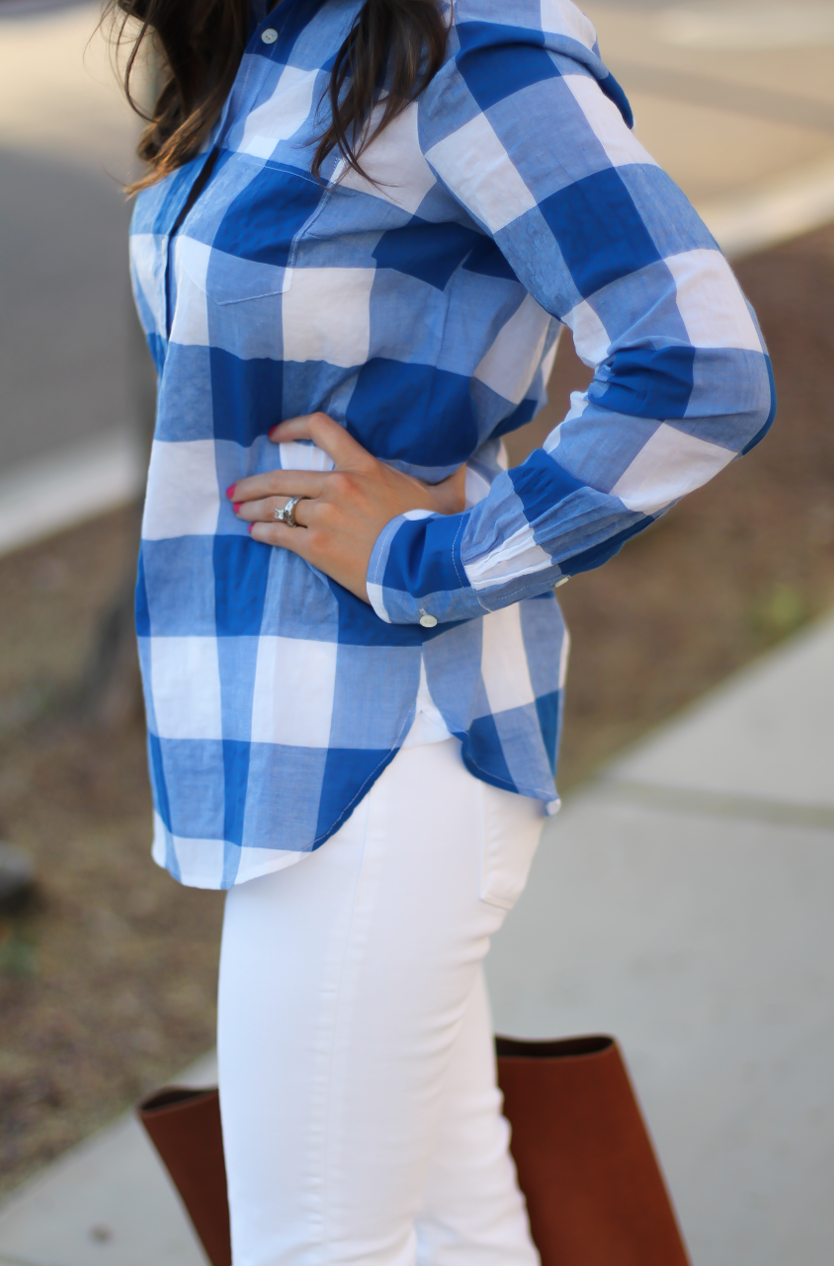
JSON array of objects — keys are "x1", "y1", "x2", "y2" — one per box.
[{"x1": 366, "y1": 508, "x2": 488, "y2": 626}]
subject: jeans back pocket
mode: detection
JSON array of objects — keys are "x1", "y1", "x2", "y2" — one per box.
[{"x1": 479, "y1": 779, "x2": 544, "y2": 911}]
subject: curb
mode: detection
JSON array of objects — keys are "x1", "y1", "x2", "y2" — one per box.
[
  {"x1": 698, "y1": 155, "x2": 834, "y2": 259},
  {"x1": 0, "y1": 429, "x2": 145, "y2": 558}
]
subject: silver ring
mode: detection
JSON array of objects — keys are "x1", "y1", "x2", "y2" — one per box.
[{"x1": 273, "y1": 495, "x2": 305, "y2": 527}]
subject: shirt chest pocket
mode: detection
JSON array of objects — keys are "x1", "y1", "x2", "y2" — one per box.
[
  {"x1": 175, "y1": 234, "x2": 291, "y2": 305},
  {"x1": 168, "y1": 160, "x2": 326, "y2": 353}
]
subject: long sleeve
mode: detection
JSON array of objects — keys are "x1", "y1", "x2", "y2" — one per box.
[{"x1": 366, "y1": 0, "x2": 775, "y2": 626}]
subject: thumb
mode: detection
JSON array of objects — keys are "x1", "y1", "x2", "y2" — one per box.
[{"x1": 432, "y1": 465, "x2": 467, "y2": 515}]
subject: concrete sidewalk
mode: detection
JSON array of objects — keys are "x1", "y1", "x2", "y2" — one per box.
[
  {"x1": 0, "y1": 1054, "x2": 216, "y2": 1266},
  {"x1": 488, "y1": 610, "x2": 834, "y2": 1266},
  {"x1": 1, "y1": 610, "x2": 832, "y2": 1266}
]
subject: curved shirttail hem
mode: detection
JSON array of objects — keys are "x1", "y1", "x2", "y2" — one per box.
[
  {"x1": 151, "y1": 836, "x2": 310, "y2": 890},
  {"x1": 150, "y1": 716, "x2": 561, "y2": 891},
  {"x1": 458, "y1": 742, "x2": 561, "y2": 817},
  {"x1": 301, "y1": 700, "x2": 422, "y2": 852}
]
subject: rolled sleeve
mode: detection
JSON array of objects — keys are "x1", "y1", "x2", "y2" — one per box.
[
  {"x1": 372, "y1": 0, "x2": 775, "y2": 623},
  {"x1": 404, "y1": 0, "x2": 775, "y2": 611},
  {"x1": 367, "y1": 508, "x2": 488, "y2": 626}
]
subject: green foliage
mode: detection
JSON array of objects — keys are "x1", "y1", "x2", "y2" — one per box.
[
  {"x1": 0, "y1": 922, "x2": 38, "y2": 979},
  {"x1": 752, "y1": 583, "x2": 808, "y2": 642}
]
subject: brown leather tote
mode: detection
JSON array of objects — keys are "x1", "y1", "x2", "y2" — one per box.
[
  {"x1": 138, "y1": 1035, "x2": 690, "y2": 1266},
  {"x1": 496, "y1": 1035, "x2": 691, "y2": 1265},
  {"x1": 138, "y1": 1086, "x2": 231, "y2": 1266}
]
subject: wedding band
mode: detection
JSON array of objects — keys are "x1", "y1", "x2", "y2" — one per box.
[{"x1": 274, "y1": 495, "x2": 305, "y2": 527}]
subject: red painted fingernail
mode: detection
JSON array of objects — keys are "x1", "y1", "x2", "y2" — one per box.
[
  {"x1": 226, "y1": 484, "x2": 236, "y2": 499},
  {"x1": 248, "y1": 524, "x2": 253, "y2": 534},
  {"x1": 233, "y1": 502, "x2": 242, "y2": 513}
]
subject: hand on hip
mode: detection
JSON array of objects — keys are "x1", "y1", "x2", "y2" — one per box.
[{"x1": 227, "y1": 412, "x2": 466, "y2": 602}]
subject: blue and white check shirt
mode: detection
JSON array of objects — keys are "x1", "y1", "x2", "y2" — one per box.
[{"x1": 130, "y1": 0, "x2": 774, "y2": 889}]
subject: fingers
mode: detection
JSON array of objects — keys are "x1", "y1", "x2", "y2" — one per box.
[
  {"x1": 229, "y1": 412, "x2": 375, "y2": 504},
  {"x1": 268, "y1": 412, "x2": 374, "y2": 470},
  {"x1": 229, "y1": 468, "x2": 326, "y2": 504},
  {"x1": 234, "y1": 494, "x2": 313, "y2": 526},
  {"x1": 249, "y1": 518, "x2": 313, "y2": 556}
]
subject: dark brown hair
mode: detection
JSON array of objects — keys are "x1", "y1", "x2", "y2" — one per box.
[{"x1": 107, "y1": 0, "x2": 447, "y2": 192}]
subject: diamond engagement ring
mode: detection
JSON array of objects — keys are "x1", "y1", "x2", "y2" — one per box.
[{"x1": 274, "y1": 495, "x2": 306, "y2": 527}]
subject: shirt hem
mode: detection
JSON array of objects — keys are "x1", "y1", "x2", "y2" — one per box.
[{"x1": 151, "y1": 833, "x2": 311, "y2": 890}]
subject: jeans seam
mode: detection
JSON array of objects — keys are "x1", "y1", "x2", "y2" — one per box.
[{"x1": 320, "y1": 789, "x2": 376, "y2": 1256}]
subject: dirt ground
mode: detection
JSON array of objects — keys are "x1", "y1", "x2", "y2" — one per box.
[{"x1": 1, "y1": 224, "x2": 833, "y2": 1196}]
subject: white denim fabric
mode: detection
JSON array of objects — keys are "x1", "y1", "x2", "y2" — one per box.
[{"x1": 217, "y1": 737, "x2": 544, "y2": 1266}]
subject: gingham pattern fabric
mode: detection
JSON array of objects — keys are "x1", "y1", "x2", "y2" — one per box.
[{"x1": 130, "y1": 0, "x2": 774, "y2": 889}]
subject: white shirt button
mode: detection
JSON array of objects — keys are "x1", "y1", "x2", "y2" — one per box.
[
  {"x1": 554, "y1": 576, "x2": 570, "y2": 588},
  {"x1": 419, "y1": 613, "x2": 438, "y2": 628},
  {"x1": 260, "y1": 27, "x2": 278, "y2": 43}
]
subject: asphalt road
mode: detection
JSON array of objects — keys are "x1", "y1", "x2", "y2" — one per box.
[
  {"x1": 0, "y1": 146, "x2": 135, "y2": 471},
  {"x1": 0, "y1": 0, "x2": 147, "y2": 479}
]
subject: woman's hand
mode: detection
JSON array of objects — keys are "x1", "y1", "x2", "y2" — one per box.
[{"x1": 228, "y1": 413, "x2": 466, "y2": 603}]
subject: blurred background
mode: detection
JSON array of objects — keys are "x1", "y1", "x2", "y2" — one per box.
[{"x1": 0, "y1": 1, "x2": 832, "y2": 1263}]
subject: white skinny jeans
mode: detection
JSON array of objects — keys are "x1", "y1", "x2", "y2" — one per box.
[{"x1": 217, "y1": 737, "x2": 544, "y2": 1266}]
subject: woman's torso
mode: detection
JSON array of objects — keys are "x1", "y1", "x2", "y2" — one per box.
[{"x1": 131, "y1": 0, "x2": 569, "y2": 889}]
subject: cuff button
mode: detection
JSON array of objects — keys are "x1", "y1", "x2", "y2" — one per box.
[{"x1": 419, "y1": 613, "x2": 438, "y2": 628}]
